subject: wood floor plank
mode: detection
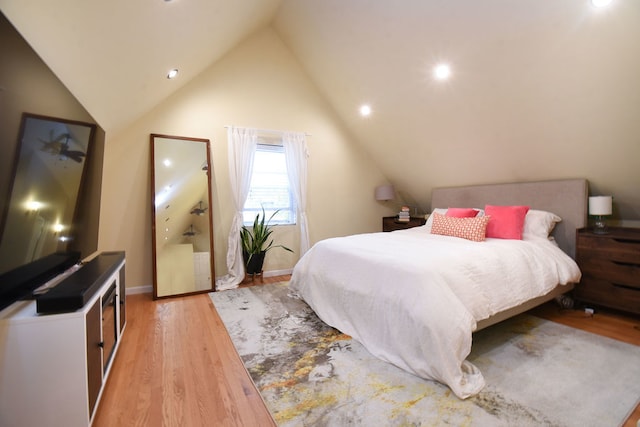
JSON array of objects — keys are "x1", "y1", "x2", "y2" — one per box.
[
  {"x1": 93, "y1": 276, "x2": 640, "y2": 426},
  {"x1": 93, "y1": 278, "x2": 281, "y2": 427}
]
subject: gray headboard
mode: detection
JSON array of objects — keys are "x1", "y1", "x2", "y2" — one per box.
[{"x1": 431, "y1": 179, "x2": 588, "y2": 259}]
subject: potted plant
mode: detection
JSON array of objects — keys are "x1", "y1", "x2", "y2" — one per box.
[{"x1": 240, "y1": 207, "x2": 293, "y2": 275}]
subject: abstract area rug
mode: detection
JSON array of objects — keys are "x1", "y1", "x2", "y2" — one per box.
[{"x1": 210, "y1": 283, "x2": 640, "y2": 426}]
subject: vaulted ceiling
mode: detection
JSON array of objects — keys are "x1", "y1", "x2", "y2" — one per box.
[
  {"x1": 3, "y1": 0, "x2": 635, "y2": 135},
  {"x1": 0, "y1": 0, "x2": 282, "y2": 134},
  {"x1": 2, "y1": 0, "x2": 639, "y2": 216}
]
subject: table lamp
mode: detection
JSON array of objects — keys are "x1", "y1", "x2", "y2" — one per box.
[
  {"x1": 588, "y1": 195, "x2": 612, "y2": 234},
  {"x1": 375, "y1": 184, "x2": 396, "y2": 201}
]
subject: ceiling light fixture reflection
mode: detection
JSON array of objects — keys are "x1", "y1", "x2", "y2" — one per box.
[
  {"x1": 25, "y1": 200, "x2": 44, "y2": 212},
  {"x1": 359, "y1": 104, "x2": 372, "y2": 117},
  {"x1": 591, "y1": 0, "x2": 612, "y2": 8},
  {"x1": 167, "y1": 69, "x2": 179, "y2": 79},
  {"x1": 433, "y1": 63, "x2": 452, "y2": 81},
  {"x1": 163, "y1": 158, "x2": 172, "y2": 167}
]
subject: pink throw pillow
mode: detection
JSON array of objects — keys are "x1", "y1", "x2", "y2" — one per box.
[
  {"x1": 446, "y1": 208, "x2": 479, "y2": 218},
  {"x1": 484, "y1": 205, "x2": 530, "y2": 240},
  {"x1": 431, "y1": 212, "x2": 490, "y2": 242}
]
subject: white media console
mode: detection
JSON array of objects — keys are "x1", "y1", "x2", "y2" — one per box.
[{"x1": 0, "y1": 251, "x2": 126, "y2": 427}]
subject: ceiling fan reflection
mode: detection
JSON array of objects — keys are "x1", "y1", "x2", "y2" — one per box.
[
  {"x1": 190, "y1": 201, "x2": 208, "y2": 216},
  {"x1": 182, "y1": 225, "x2": 197, "y2": 237}
]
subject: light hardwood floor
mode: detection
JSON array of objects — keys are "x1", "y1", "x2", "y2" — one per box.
[{"x1": 93, "y1": 276, "x2": 640, "y2": 426}]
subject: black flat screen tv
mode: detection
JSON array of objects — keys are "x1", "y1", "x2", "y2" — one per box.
[{"x1": 0, "y1": 113, "x2": 98, "y2": 311}]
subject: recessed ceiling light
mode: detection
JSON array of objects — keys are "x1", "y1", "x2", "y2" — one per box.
[
  {"x1": 433, "y1": 63, "x2": 452, "y2": 81},
  {"x1": 167, "y1": 69, "x2": 179, "y2": 79},
  {"x1": 163, "y1": 158, "x2": 172, "y2": 167},
  {"x1": 591, "y1": 0, "x2": 612, "y2": 8},
  {"x1": 26, "y1": 200, "x2": 44, "y2": 211},
  {"x1": 359, "y1": 104, "x2": 372, "y2": 117}
]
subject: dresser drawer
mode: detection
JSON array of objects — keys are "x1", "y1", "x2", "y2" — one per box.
[
  {"x1": 574, "y1": 276, "x2": 640, "y2": 314},
  {"x1": 382, "y1": 216, "x2": 426, "y2": 232},
  {"x1": 577, "y1": 232, "x2": 640, "y2": 260},
  {"x1": 577, "y1": 255, "x2": 640, "y2": 287},
  {"x1": 575, "y1": 227, "x2": 640, "y2": 315}
]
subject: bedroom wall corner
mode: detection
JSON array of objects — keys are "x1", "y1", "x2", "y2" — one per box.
[{"x1": 97, "y1": 27, "x2": 392, "y2": 288}]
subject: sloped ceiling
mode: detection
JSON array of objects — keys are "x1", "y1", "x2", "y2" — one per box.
[
  {"x1": 273, "y1": 0, "x2": 640, "y2": 190},
  {"x1": 5, "y1": 0, "x2": 632, "y2": 139},
  {"x1": 0, "y1": 0, "x2": 283, "y2": 134},
  {"x1": 2, "y1": 0, "x2": 639, "y2": 215}
]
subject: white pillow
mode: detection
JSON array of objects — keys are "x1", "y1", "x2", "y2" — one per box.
[
  {"x1": 522, "y1": 209, "x2": 562, "y2": 240},
  {"x1": 425, "y1": 208, "x2": 485, "y2": 233}
]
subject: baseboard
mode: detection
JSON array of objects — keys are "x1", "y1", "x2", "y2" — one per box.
[
  {"x1": 125, "y1": 269, "x2": 292, "y2": 295},
  {"x1": 127, "y1": 284, "x2": 152, "y2": 295},
  {"x1": 262, "y1": 268, "x2": 293, "y2": 278}
]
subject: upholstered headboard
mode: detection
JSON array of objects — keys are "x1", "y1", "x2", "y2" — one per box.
[{"x1": 431, "y1": 179, "x2": 588, "y2": 259}]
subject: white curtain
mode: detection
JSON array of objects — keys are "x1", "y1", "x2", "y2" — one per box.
[
  {"x1": 215, "y1": 127, "x2": 257, "y2": 291},
  {"x1": 283, "y1": 132, "x2": 310, "y2": 255}
]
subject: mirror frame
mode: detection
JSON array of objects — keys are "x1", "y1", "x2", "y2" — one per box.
[{"x1": 150, "y1": 133, "x2": 215, "y2": 299}]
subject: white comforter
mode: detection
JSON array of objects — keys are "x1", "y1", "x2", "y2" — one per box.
[{"x1": 289, "y1": 226, "x2": 581, "y2": 399}]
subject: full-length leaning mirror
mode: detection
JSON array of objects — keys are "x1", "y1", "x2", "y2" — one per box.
[{"x1": 150, "y1": 134, "x2": 214, "y2": 299}]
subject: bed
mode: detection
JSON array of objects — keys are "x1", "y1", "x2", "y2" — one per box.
[{"x1": 289, "y1": 179, "x2": 588, "y2": 399}]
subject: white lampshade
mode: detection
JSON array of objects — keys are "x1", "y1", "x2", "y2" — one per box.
[
  {"x1": 589, "y1": 196, "x2": 613, "y2": 216},
  {"x1": 375, "y1": 184, "x2": 396, "y2": 201}
]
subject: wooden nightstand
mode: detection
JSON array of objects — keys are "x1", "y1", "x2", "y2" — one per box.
[
  {"x1": 574, "y1": 227, "x2": 640, "y2": 315},
  {"x1": 382, "y1": 216, "x2": 426, "y2": 232}
]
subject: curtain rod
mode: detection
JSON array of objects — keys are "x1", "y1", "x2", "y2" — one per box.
[{"x1": 224, "y1": 125, "x2": 311, "y2": 137}]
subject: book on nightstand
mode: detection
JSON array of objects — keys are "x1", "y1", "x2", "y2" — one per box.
[{"x1": 397, "y1": 206, "x2": 410, "y2": 222}]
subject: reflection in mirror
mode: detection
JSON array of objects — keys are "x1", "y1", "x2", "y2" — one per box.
[
  {"x1": 0, "y1": 114, "x2": 95, "y2": 276},
  {"x1": 151, "y1": 134, "x2": 214, "y2": 298}
]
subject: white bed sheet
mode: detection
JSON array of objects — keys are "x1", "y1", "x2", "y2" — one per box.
[{"x1": 289, "y1": 226, "x2": 581, "y2": 399}]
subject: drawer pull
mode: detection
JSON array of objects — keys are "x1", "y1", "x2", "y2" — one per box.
[
  {"x1": 612, "y1": 260, "x2": 640, "y2": 268},
  {"x1": 613, "y1": 238, "x2": 640, "y2": 245},
  {"x1": 612, "y1": 283, "x2": 640, "y2": 292}
]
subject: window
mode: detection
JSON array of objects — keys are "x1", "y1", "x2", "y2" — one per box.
[{"x1": 243, "y1": 144, "x2": 296, "y2": 225}]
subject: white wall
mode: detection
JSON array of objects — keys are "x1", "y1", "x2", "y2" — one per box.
[{"x1": 98, "y1": 28, "x2": 392, "y2": 288}]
